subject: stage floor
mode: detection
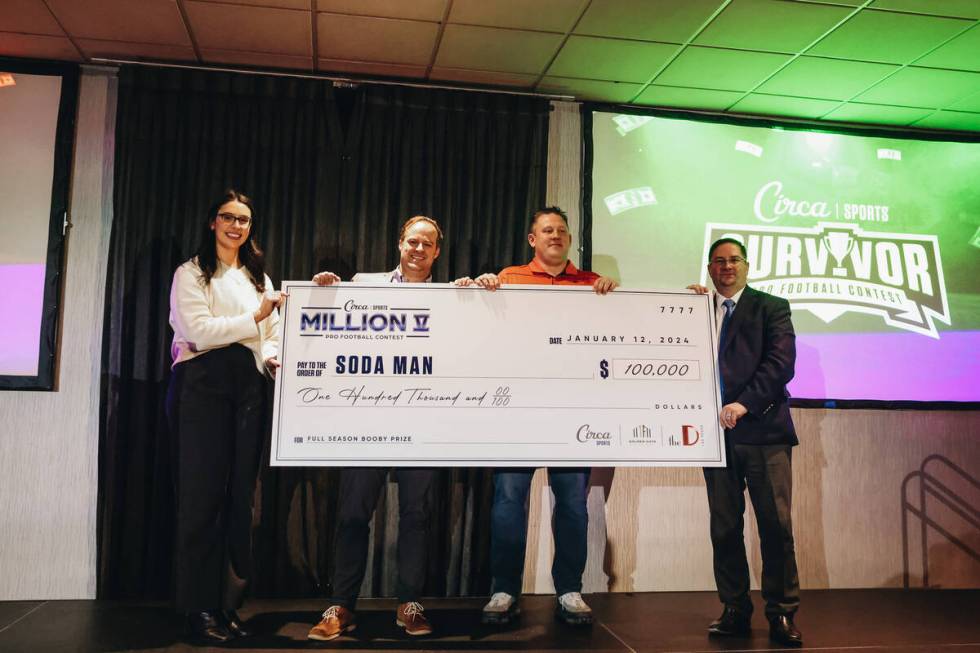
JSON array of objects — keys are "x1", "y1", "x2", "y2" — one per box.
[{"x1": 1, "y1": 589, "x2": 978, "y2": 652}]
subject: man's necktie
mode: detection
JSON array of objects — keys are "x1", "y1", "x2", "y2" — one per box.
[
  {"x1": 718, "y1": 298, "x2": 735, "y2": 355},
  {"x1": 718, "y1": 298, "x2": 734, "y2": 399}
]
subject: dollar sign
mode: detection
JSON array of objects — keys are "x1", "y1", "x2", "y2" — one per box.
[{"x1": 600, "y1": 359, "x2": 609, "y2": 379}]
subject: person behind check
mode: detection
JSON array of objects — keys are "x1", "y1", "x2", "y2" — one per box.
[
  {"x1": 457, "y1": 206, "x2": 617, "y2": 626},
  {"x1": 306, "y1": 215, "x2": 442, "y2": 640}
]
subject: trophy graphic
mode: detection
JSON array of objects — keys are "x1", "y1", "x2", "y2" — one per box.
[{"x1": 822, "y1": 231, "x2": 855, "y2": 277}]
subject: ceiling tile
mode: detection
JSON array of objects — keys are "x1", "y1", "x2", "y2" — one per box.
[
  {"x1": 536, "y1": 76, "x2": 643, "y2": 102},
  {"x1": 822, "y1": 102, "x2": 934, "y2": 125},
  {"x1": 911, "y1": 110, "x2": 980, "y2": 131},
  {"x1": 655, "y1": 46, "x2": 790, "y2": 91},
  {"x1": 728, "y1": 93, "x2": 841, "y2": 119},
  {"x1": 634, "y1": 85, "x2": 742, "y2": 110},
  {"x1": 0, "y1": 32, "x2": 81, "y2": 60},
  {"x1": 316, "y1": 0, "x2": 447, "y2": 22},
  {"x1": 448, "y1": 0, "x2": 586, "y2": 33},
  {"x1": 192, "y1": 0, "x2": 309, "y2": 9},
  {"x1": 201, "y1": 49, "x2": 312, "y2": 70},
  {"x1": 856, "y1": 67, "x2": 980, "y2": 108},
  {"x1": 870, "y1": 0, "x2": 980, "y2": 19},
  {"x1": 547, "y1": 36, "x2": 678, "y2": 83},
  {"x1": 318, "y1": 59, "x2": 426, "y2": 78},
  {"x1": 948, "y1": 89, "x2": 980, "y2": 112},
  {"x1": 756, "y1": 56, "x2": 898, "y2": 100},
  {"x1": 807, "y1": 9, "x2": 972, "y2": 64},
  {"x1": 695, "y1": 0, "x2": 853, "y2": 53},
  {"x1": 77, "y1": 39, "x2": 196, "y2": 62},
  {"x1": 44, "y1": 0, "x2": 190, "y2": 45},
  {"x1": 915, "y1": 24, "x2": 980, "y2": 71},
  {"x1": 317, "y1": 13, "x2": 438, "y2": 65},
  {"x1": 434, "y1": 24, "x2": 562, "y2": 74},
  {"x1": 186, "y1": 2, "x2": 311, "y2": 56},
  {"x1": 429, "y1": 67, "x2": 537, "y2": 88},
  {"x1": 575, "y1": 0, "x2": 723, "y2": 42},
  {"x1": 0, "y1": 0, "x2": 64, "y2": 36}
]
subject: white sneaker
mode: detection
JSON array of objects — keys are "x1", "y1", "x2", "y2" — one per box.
[
  {"x1": 557, "y1": 592, "x2": 593, "y2": 625},
  {"x1": 482, "y1": 592, "x2": 519, "y2": 624}
]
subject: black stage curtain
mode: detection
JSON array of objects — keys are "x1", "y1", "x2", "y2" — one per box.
[{"x1": 98, "y1": 65, "x2": 549, "y2": 600}]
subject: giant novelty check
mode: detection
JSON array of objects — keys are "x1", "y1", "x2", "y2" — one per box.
[{"x1": 270, "y1": 284, "x2": 725, "y2": 467}]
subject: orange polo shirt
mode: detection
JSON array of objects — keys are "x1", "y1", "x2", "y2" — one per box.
[{"x1": 498, "y1": 258, "x2": 599, "y2": 286}]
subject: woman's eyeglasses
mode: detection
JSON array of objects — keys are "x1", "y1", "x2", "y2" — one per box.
[{"x1": 216, "y1": 212, "x2": 252, "y2": 227}]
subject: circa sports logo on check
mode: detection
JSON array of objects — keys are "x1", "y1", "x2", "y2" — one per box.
[
  {"x1": 576, "y1": 424, "x2": 614, "y2": 445},
  {"x1": 299, "y1": 298, "x2": 432, "y2": 340}
]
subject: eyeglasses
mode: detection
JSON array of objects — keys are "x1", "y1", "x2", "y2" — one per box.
[
  {"x1": 710, "y1": 256, "x2": 746, "y2": 266},
  {"x1": 216, "y1": 212, "x2": 252, "y2": 227}
]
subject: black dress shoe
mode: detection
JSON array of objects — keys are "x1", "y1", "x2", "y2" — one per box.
[
  {"x1": 222, "y1": 610, "x2": 252, "y2": 638},
  {"x1": 708, "y1": 606, "x2": 751, "y2": 636},
  {"x1": 186, "y1": 610, "x2": 234, "y2": 643},
  {"x1": 769, "y1": 614, "x2": 803, "y2": 647}
]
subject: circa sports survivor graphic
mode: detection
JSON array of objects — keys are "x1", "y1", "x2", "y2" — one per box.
[
  {"x1": 703, "y1": 220, "x2": 948, "y2": 338},
  {"x1": 592, "y1": 113, "x2": 979, "y2": 339},
  {"x1": 590, "y1": 111, "x2": 980, "y2": 401}
]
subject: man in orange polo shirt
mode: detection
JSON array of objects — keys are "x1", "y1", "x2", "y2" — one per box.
[{"x1": 459, "y1": 206, "x2": 616, "y2": 626}]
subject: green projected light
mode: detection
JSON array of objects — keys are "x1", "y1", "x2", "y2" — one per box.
[{"x1": 588, "y1": 109, "x2": 980, "y2": 402}]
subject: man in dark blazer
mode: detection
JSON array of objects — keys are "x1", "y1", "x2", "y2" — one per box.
[{"x1": 703, "y1": 237, "x2": 803, "y2": 647}]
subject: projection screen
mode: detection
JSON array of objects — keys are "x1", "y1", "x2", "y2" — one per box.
[
  {"x1": 0, "y1": 61, "x2": 77, "y2": 390},
  {"x1": 587, "y1": 109, "x2": 979, "y2": 405}
]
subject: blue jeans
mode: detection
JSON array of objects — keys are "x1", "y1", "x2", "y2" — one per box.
[{"x1": 490, "y1": 468, "x2": 590, "y2": 597}]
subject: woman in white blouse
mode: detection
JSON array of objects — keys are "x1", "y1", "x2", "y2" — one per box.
[{"x1": 166, "y1": 189, "x2": 282, "y2": 644}]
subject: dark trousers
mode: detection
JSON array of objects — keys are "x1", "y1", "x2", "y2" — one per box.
[
  {"x1": 703, "y1": 443, "x2": 800, "y2": 618},
  {"x1": 166, "y1": 345, "x2": 267, "y2": 612},
  {"x1": 329, "y1": 467, "x2": 436, "y2": 608},
  {"x1": 490, "y1": 468, "x2": 590, "y2": 597}
]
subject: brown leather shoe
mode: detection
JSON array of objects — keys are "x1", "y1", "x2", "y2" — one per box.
[
  {"x1": 308, "y1": 605, "x2": 356, "y2": 641},
  {"x1": 396, "y1": 601, "x2": 433, "y2": 636}
]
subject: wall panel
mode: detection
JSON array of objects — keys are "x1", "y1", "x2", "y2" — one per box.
[
  {"x1": 0, "y1": 67, "x2": 116, "y2": 600},
  {"x1": 521, "y1": 408, "x2": 980, "y2": 593}
]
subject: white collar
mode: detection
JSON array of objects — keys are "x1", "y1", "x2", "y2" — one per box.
[
  {"x1": 715, "y1": 286, "x2": 745, "y2": 308},
  {"x1": 391, "y1": 266, "x2": 432, "y2": 284}
]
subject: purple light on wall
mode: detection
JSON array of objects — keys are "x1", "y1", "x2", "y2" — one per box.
[
  {"x1": 792, "y1": 332, "x2": 980, "y2": 402},
  {"x1": 0, "y1": 264, "x2": 45, "y2": 376}
]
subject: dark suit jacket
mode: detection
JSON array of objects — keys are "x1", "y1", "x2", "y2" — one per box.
[{"x1": 719, "y1": 285, "x2": 798, "y2": 446}]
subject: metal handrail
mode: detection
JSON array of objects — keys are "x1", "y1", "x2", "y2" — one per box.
[{"x1": 901, "y1": 454, "x2": 980, "y2": 588}]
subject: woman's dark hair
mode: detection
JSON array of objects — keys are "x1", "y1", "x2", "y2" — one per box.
[{"x1": 195, "y1": 189, "x2": 266, "y2": 292}]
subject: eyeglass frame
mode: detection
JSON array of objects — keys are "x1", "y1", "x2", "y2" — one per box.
[
  {"x1": 709, "y1": 256, "x2": 746, "y2": 267},
  {"x1": 215, "y1": 212, "x2": 252, "y2": 227}
]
